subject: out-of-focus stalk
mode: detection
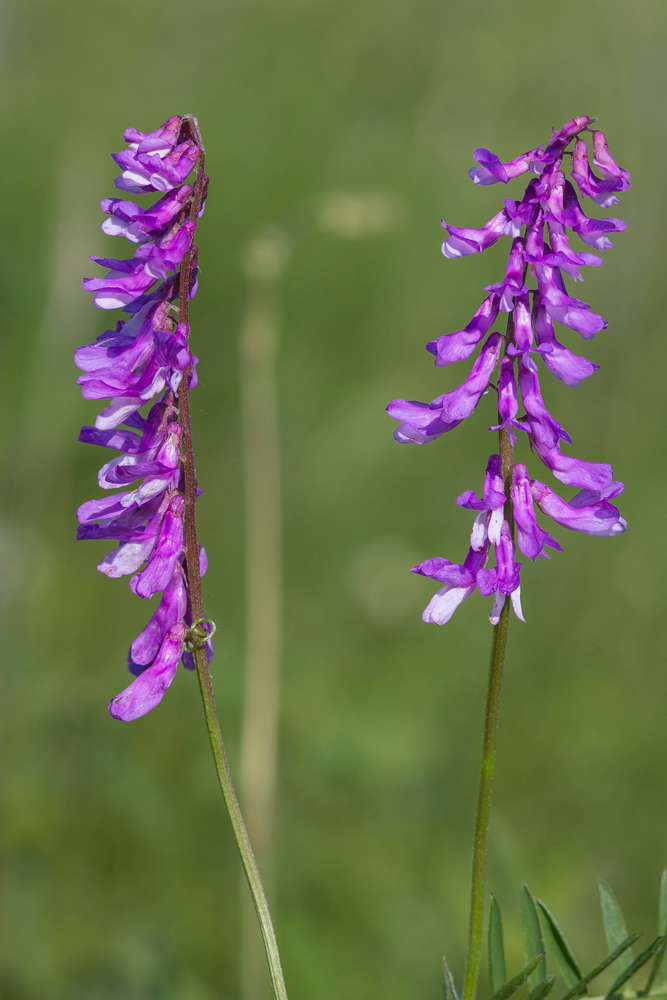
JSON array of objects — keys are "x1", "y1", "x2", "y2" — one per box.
[{"x1": 239, "y1": 228, "x2": 290, "y2": 1000}]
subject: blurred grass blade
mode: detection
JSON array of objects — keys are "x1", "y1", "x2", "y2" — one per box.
[
  {"x1": 521, "y1": 884, "x2": 546, "y2": 987},
  {"x1": 443, "y1": 956, "x2": 460, "y2": 1000},
  {"x1": 643, "y1": 936, "x2": 667, "y2": 995},
  {"x1": 488, "y1": 953, "x2": 545, "y2": 1000},
  {"x1": 560, "y1": 934, "x2": 642, "y2": 1000},
  {"x1": 603, "y1": 937, "x2": 665, "y2": 1000},
  {"x1": 489, "y1": 895, "x2": 507, "y2": 993},
  {"x1": 655, "y1": 868, "x2": 667, "y2": 987},
  {"x1": 599, "y1": 880, "x2": 633, "y2": 978},
  {"x1": 526, "y1": 975, "x2": 555, "y2": 1000},
  {"x1": 536, "y1": 898, "x2": 582, "y2": 989}
]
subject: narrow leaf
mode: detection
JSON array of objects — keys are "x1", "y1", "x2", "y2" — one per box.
[
  {"x1": 489, "y1": 895, "x2": 507, "y2": 994},
  {"x1": 443, "y1": 956, "x2": 460, "y2": 1000},
  {"x1": 487, "y1": 953, "x2": 545, "y2": 1000},
  {"x1": 655, "y1": 868, "x2": 667, "y2": 987},
  {"x1": 560, "y1": 934, "x2": 642, "y2": 1000},
  {"x1": 599, "y1": 880, "x2": 633, "y2": 978},
  {"x1": 526, "y1": 975, "x2": 556, "y2": 1000},
  {"x1": 603, "y1": 937, "x2": 665, "y2": 1000},
  {"x1": 521, "y1": 884, "x2": 546, "y2": 987},
  {"x1": 643, "y1": 936, "x2": 667, "y2": 996},
  {"x1": 536, "y1": 898, "x2": 583, "y2": 990}
]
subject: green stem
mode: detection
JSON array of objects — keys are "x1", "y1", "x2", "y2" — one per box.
[
  {"x1": 192, "y1": 646, "x2": 289, "y2": 1000},
  {"x1": 461, "y1": 580, "x2": 510, "y2": 1000},
  {"x1": 177, "y1": 115, "x2": 289, "y2": 1000},
  {"x1": 461, "y1": 313, "x2": 517, "y2": 1000}
]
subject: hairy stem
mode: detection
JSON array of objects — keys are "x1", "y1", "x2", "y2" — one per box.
[
  {"x1": 177, "y1": 116, "x2": 289, "y2": 1000},
  {"x1": 461, "y1": 314, "x2": 516, "y2": 1000}
]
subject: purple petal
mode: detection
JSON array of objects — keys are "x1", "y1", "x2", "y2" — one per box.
[
  {"x1": 130, "y1": 567, "x2": 188, "y2": 669},
  {"x1": 432, "y1": 332, "x2": 503, "y2": 422},
  {"x1": 130, "y1": 495, "x2": 185, "y2": 599},
  {"x1": 531, "y1": 480, "x2": 627, "y2": 537},
  {"x1": 109, "y1": 622, "x2": 187, "y2": 721},
  {"x1": 441, "y1": 209, "x2": 510, "y2": 258},
  {"x1": 511, "y1": 463, "x2": 562, "y2": 560},
  {"x1": 426, "y1": 294, "x2": 499, "y2": 367}
]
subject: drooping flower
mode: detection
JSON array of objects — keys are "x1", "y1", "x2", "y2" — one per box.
[
  {"x1": 76, "y1": 116, "x2": 212, "y2": 718},
  {"x1": 390, "y1": 117, "x2": 629, "y2": 626}
]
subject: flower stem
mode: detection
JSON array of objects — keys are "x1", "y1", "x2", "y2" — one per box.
[
  {"x1": 461, "y1": 314, "x2": 516, "y2": 1000},
  {"x1": 460, "y1": 573, "x2": 510, "y2": 1000},
  {"x1": 177, "y1": 116, "x2": 289, "y2": 1000}
]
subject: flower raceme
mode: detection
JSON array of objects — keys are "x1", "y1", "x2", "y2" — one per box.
[
  {"x1": 76, "y1": 116, "x2": 212, "y2": 719},
  {"x1": 388, "y1": 117, "x2": 629, "y2": 625}
]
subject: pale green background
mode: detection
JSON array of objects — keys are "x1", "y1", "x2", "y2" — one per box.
[{"x1": 2, "y1": 1, "x2": 667, "y2": 997}]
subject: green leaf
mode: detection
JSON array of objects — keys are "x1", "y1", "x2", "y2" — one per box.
[
  {"x1": 443, "y1": 956, "x2": 460, "y2": 1000},
  {"x1": 489, "y1": 895, "x2": 507, "y2": 994},
  {"x1": 603, "y1": 936, "x2": 665, "y2": 1000},
  {"x1": 526, "y1": 975, "x2": 556, "y2": 1000},
  {"x1": 521, "y1": 884, "x2": 546, "y2": 987},
  {"x1": 536, "y1": 898, "x2": 583, "y2": 990},
  {"x1": 599, "y1": 879, "x2": 633, "y2": 978},
  {"x1": 487, "y1": 953, "x2": 546, "y2": 1000},
  {"x1": 560, "y1": 934, "x2": 642, "y2": 1000},
  {"x1": 643, "y1": 936, "x2": 667, "y2": 996}
]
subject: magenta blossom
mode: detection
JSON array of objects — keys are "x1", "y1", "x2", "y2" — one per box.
[
  {"x1": 76, "y1": 116, "x2": 212, "y2": 720},
  {"x1": 389, "y1": 116, "x2": 629, "y2": 626}
]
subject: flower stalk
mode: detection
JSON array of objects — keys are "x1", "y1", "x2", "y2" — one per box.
[
  {"x1": 75, "y1": 114, "x2": 288, "y2": 1000},
  {"x1": 387, "y1": 116, "x2": 630, "y2": 997}
]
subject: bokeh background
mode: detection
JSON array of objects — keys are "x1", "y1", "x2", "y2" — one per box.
[{"x1": 2, "y1": 0, "x2": 667, "y2": 997}]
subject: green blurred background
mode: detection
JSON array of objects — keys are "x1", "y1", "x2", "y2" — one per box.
[{"x1": 2, "y1": 0, "x2": 667, "y2": 997}]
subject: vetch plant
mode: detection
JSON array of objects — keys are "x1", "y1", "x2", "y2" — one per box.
[
  {"x1": 75, "y1": 116, "x2": 289, "y2": 1000},
  {"x1": 388, "y1": 117, "x2": 633, "y2": 999}
]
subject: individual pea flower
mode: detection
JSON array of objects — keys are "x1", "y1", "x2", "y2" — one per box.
[
  {"x1": 76, "y1": 116, "x2": 213, "y2": 719},
  {"x1": 389, "y1": 116, "x2": 629, "y2": 626},
  {"x1": 414, "y1": 503, "x2": 525, "y2": 626}
]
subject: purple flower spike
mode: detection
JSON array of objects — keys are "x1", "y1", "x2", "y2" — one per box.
[
  {"x1": 110, "y1": 622, "x2": 188, "y2": 721},
  {"x1": 441, "y1": 209, "x2": 510, "y2": 258},
  {"x1": 76, "y1": 116, "x2": 213, "y2": 719},
  {"x1": 388, "y1": 115, "x2": 630, "y2": 625},
  {"x1": 389, "y1": 115, "x2": 629, "y2": 627}
]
